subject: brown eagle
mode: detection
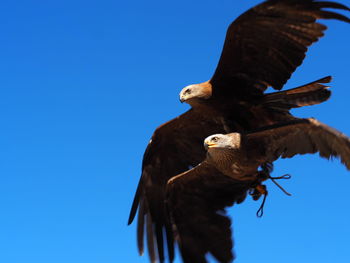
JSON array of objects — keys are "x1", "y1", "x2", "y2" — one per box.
[
  {"x1": 128, "y1": 1, "x2": 350, "y2": 262},
  {"x1": 166, "y1": 118, "x2": 350, "y2": 263}
]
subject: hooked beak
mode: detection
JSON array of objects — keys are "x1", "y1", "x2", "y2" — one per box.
[
  {"x1": 204, "y1": 139, "x2": 217, "y2": 150},
  {"x1": 180, "y1": 96, "x2": 185, "y2": 103}
]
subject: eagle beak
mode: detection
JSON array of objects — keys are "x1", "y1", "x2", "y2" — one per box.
[
  {"x1": 204, "y1": 140, "x2": 216, "y2": 150},
  {"x1": 180, "y1": 96, "x2": 185, "y2": 103}
]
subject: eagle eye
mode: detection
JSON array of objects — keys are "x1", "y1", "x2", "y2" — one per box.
[
  {"x1": 211, "y1": 137, "x2": 219, "y2": 142},
  {"x1": 184, "y1": 88, "x2": 191, "y2": 95}
]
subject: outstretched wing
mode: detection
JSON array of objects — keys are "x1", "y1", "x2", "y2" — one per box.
[
  {"x1": 128, "y1": 110, "x2": 226, "y2": 263},
  {"x1": 245, "y1": 118, "x2": 350, "y2": 169},
  {"x1": 166, "y1": 161, "x2": 253, "y2": 263},
  {"x1": 210, "y1": 0, "x2": 350, "y2": 94}
]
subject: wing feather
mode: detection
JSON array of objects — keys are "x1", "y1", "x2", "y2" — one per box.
[
  {"x1": 166, "y1": 161, "x2": 253, "y2": 263},
  {"x1": 128, "y1": 110, "x2": 226, "y2": 263},
  {"x1": 210, "y1": 0, "x2": 349, "y2": 94},
  {"x1": 146, "y1": 211, "x2": 157, "y2": 263},
  {"x1": 246, "y1": 118, "x2": 350, "y2": 169},
  {"x1": 137, "y1": 197, "x2": 145, "y2": 255}
]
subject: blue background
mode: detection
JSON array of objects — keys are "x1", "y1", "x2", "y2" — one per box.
[{"x1": 0, "y1": 0, "x2": 349, "y2": 262}]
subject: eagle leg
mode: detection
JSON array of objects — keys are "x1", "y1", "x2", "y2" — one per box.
[{"x1": 249, "y1": 170, "x2": 270, "y2": 201}]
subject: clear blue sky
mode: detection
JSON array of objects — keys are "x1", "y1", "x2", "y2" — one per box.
[{"x1": 0, "y1": 0, "x2": 349, "y2": 263}]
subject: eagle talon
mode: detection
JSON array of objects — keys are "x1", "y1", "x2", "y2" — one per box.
[
  {"x1": 249, "y1": 184, "x2": 267, "y2": 201},
  {"x1": 256, "y1": 184, "x2": 267, "y2": 195}
]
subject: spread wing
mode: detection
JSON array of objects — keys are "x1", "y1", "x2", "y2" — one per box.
[
  {"x1": 210, "y1": 0, "x2": 350, "y2": 94},
  {"x1": 166, "y1": 161, "x2": 253, "y2": 263},
  {"x1": 128, "y1": 110, "x2": 226, "y2": 263},
  {"x1": 245, "y1": 118, "x2": 350, "y2": 169}
]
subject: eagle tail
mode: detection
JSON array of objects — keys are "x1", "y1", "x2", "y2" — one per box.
[{"x1": 262, "y1": 76, "x2": 331, "y2": 110}]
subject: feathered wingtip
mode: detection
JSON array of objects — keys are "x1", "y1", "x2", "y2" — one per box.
[
  {"x1": 263, "y1": 76, "x2": 332, "y2": 109},
  {"x1": 268, "y1": 0, "x2": 350, "y2": 23},
  {"x1": 308, "y1": 1, "x2": 350, "y2": 23}
]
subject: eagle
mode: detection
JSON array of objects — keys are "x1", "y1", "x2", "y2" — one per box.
[
  {"x1": 128, "y1": 1, "x2": 350, "y2": 262},
  {"x1": 166, "y1": 118, "x2": 350, "y2": 263}
]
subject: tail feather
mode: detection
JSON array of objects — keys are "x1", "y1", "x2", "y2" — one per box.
[{"x1": 263, "y1": 76, "x2": 331, "y2": 110}]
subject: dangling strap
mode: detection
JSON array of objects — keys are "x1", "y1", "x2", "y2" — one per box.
[
  {"x1": 269, "y1": 174, "x2": 292, "y2": 196},
  {"x1": 270, "y1": 174, "x2": 291, "y2": 180},
  {"x1": 256, "y1": 192, "x2": 268, "y2": 218}
]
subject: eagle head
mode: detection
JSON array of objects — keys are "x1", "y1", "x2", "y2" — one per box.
[
  {"x1": 204, "y1": 133, "x2": 241, "y2": 150},
  {"x1": 179, "y1": 81, "x2": 212, "y2": 104}
]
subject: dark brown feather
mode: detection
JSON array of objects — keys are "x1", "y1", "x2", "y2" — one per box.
[
  {"x1": 262, "y1": 76, "x2": 331, "y2": 110},
  {"x1": 245, "y1": 118, "x2": 350, "y2": 168},
  {"x1": 128, "y1": 110, "x2": 226, "y2": 263},
  {"x1": 210, "y1": 0, "x2": 349, "y2": 94},
  {"x1": 166, "y1": 162, "x2": 253, "y2": 263}
]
